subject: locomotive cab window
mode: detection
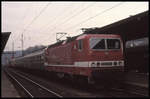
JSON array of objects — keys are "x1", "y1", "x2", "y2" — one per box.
[
  {"x1": 90, "y1": 38, "x2": 105, "y2": 49},
  {"x1": 78, "y1": 39, "x2": 83, "y2": 51},
  {"x1": 90, "y1": 38, "x2": 121, "y2": 50},
  {"x1": 107, "y1": 39, "x2": 120, "y2": 49}
]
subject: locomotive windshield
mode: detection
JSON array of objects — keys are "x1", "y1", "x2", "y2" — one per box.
[
  {"x1": 107, "y1": 39, "x2": 120, "y2": 49},
  {"x1": 90, "y1": 38, "x2": 121, "y2": 50}
]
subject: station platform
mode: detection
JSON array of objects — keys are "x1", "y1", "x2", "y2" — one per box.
[
  {"x1": 124, "y1": 71, "x2": 149, "y2": 96},
  {"x1": 124, "y1": 71, "x2": 149, "y2": 88},
  {"x1": 1, "y1": 70, "x2": 20, "y2": 98}
]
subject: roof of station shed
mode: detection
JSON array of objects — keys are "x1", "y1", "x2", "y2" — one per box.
[
  {"x1": 1, "y1": 32, "x2": 11, "y2": 53},
  {"x1": 83, "y1": 11, "x2": 148, "y2": 41}
]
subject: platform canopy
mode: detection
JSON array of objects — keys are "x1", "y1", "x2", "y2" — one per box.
[
  {"x1": 83, "y1": 11, "x2": 148, "y2": 41},
  {"x1": 1, "y1": 32, "x2": 11, "y2": 54}
]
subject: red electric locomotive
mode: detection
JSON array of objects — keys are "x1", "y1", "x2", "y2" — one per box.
[{"x1": 44, "y1": 34, "x2": 124, "y2": 83}]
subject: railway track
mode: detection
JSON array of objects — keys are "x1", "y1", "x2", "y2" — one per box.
[
  {"x1": 106, "y1": 86, "x2": 147, "y2": 97},
  {"x1": 4, "y1": 68, "x2": 63, "y2": 98},
  {"x1": 5, "y1": 68, "x2": 148, "y2": 97},
  {"x1": 74, "y1": 82, "x2": 146, "y2": 97},
  {"x1": 4, "y1": 68, "x2": 98, "y2": 97},
  {"x1": 123, "y1": 82, "x2": 148, "y2": 97}
]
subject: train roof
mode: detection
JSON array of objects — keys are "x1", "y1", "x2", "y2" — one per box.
[
  {"x1": 47, "y1": 34, "x2": 81, "y2": 48},
  {"x1": 24, "y1": 49, "x2": 44, "y2": 58},
  {"x1": 13, "y1": 49, "x2": 44, "y2": 61},
  {"x1": 47, "y1": 33, "x2": 121, "y2": 49}
]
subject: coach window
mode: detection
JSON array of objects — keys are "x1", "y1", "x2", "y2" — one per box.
[{"x1": 78, "y1": 39, "x2": 83, "y2": 51}]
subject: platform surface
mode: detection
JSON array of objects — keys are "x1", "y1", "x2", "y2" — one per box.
[
  {"x1": 125, "y1": 71, "x2": 149, "y2": 88},
  {"x1": 1, "y1": 70, "x2": 20, "y2": 97}
]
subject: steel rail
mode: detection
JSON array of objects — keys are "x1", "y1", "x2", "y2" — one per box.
[
  {"x1": 11, "y1": 70, "x2": 63, "y2": 98},
  {"x1": 4, "y1": 69, "x2": 34, "y2": 98}
]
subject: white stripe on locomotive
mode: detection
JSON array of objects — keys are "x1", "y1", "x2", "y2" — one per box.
[{"x1": 44, "y1": 61, "x2": 124, "y2": 67}]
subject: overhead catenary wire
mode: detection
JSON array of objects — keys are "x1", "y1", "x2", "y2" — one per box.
[
  {"x1": 33, "y1": 3, "x2": 78, "y2": 45},
  {"x1": 49, "y1": 3, "x2": 94, "y2": 33},
  {"x1": 9, "y1": 4, "x2": 33, "y2": 51},
  {"x1": 41, "y1": 2, "x2": 125, "y2": 43},
  {"x1": 14, "y1": 3, "x2": 50, "y2": 39},
  {"x1": 16, "y1": 2, "x2": 125, "y2": 49},
  {"x1": 37, "y1": 2, "x2": 124, "y2": 45},
  {"x1": 2, "y1": 2, "x2": 147, "y2": 51},
  {"x1": 38, "y1": 3, "x2": 85, "y2": 34},
  {"x1": 18, "y1": 3, "x2": 51, "y2": 50},
  {"x1": 18, "y1": 3, "x2": 94, "y2": 46},
  {"x1": 21, "y1": 3, "x2": 51, "y2": 35},
  {"x1": 64, "y1": 2, "x2": 125, "y2": 31},
  {"x1": 40, "y1": 3, "x2": 95, "y2": 40},
  {"x1": 57, "y1": 2, "x2": 96, "y2": 27},
  {"x1": 13, "y1": 5, "x2": 33, "y2": 43},
  {"x1": 35, "y1": 3, "x2": 86, "y2": 45},
  {"x1": 25, "y1": 2, "x2": 125, "y2": 48},
  {"x1": 37, "y1": 3, "x2": 77, "y2": 32}
]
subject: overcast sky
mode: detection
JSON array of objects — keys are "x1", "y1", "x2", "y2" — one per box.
[{"x1": 2, "y1": 1, "x2": 148, "y2": 51}]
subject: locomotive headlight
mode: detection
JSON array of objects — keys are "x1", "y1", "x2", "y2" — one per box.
[
  {"x1": 119, "y1": 61, "x2": 124, "y2": 66},
  {"x1": 91, "y1": 62, "x2": 96, "y2": 67}
]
